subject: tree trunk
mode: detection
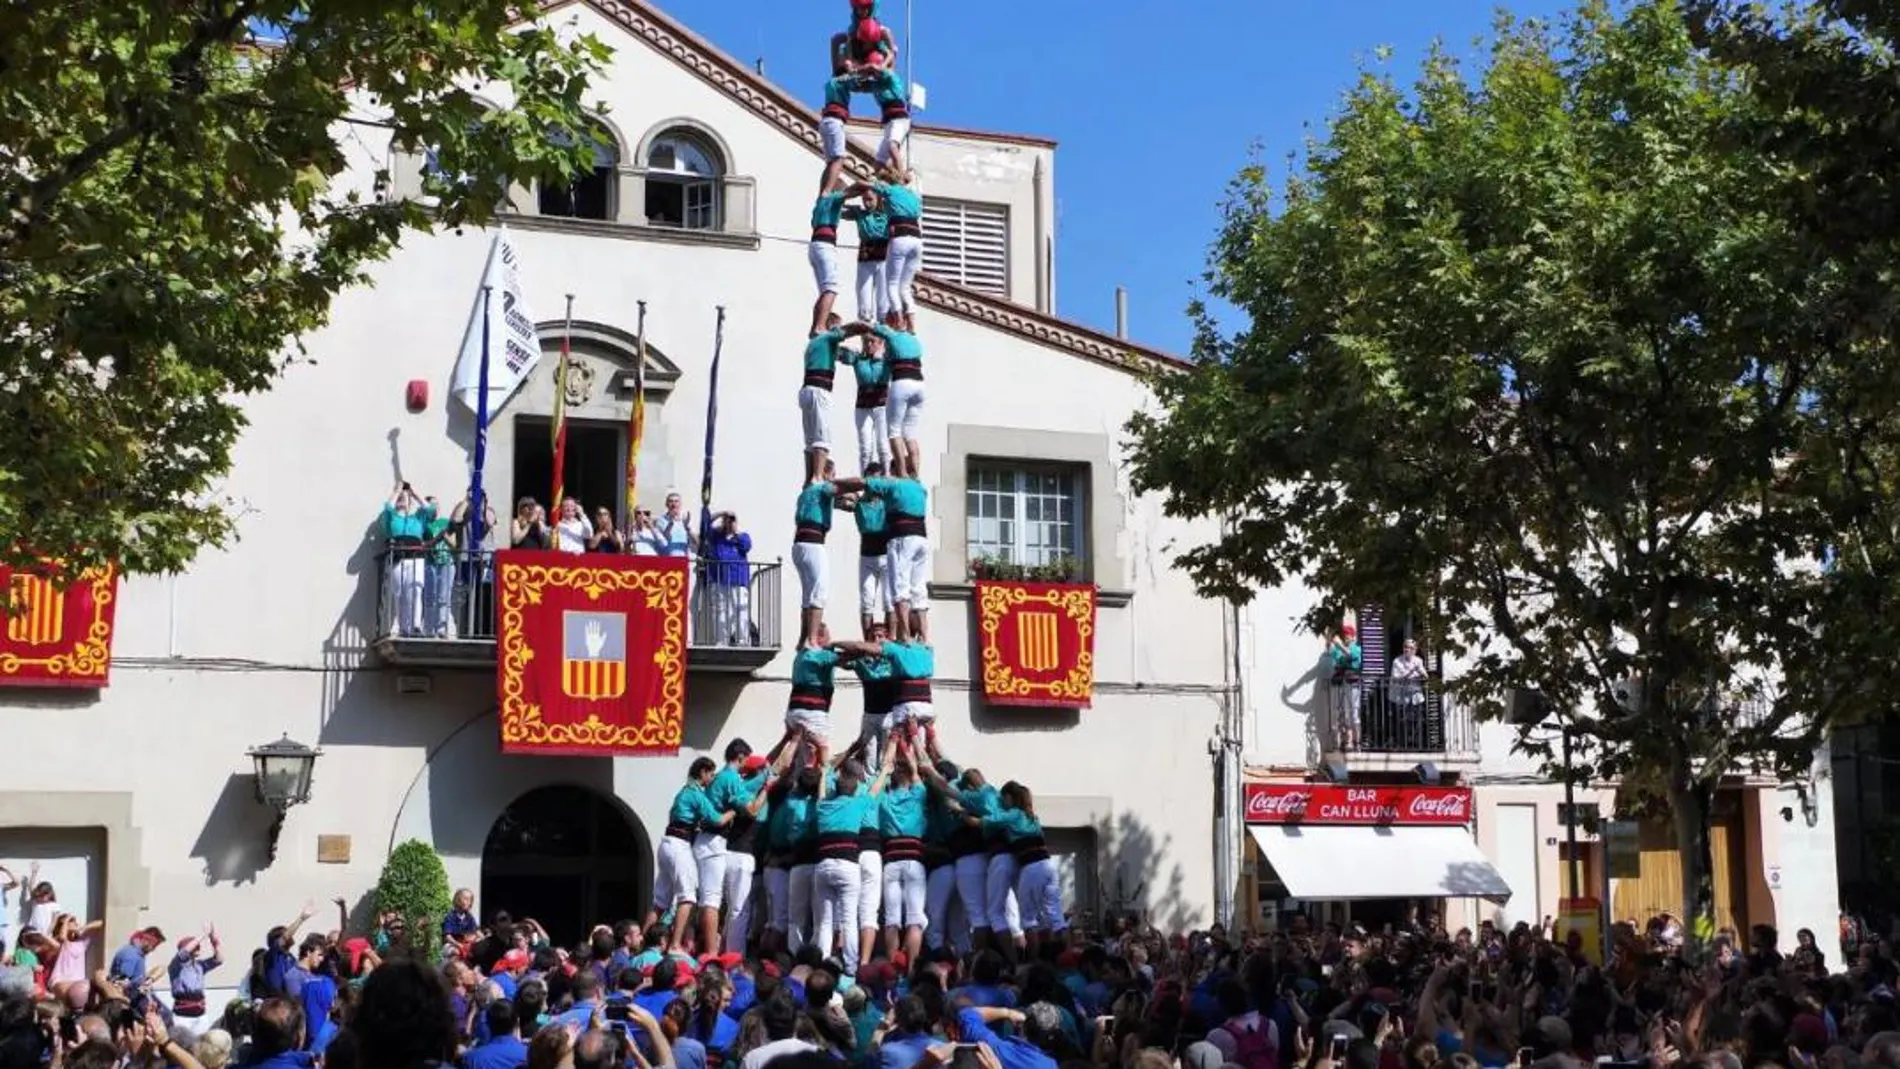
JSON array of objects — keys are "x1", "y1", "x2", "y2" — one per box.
[{"x1": 1669, "y1": 772, "x2": 1717, "y2": 951}]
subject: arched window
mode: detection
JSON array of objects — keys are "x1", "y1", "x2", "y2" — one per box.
[
  {"x1": 643, "y1": 128, "x2": 724, "y2": 230},
  {"x1": 538, "y1": 123, "x2": 620, "y2": 221}
]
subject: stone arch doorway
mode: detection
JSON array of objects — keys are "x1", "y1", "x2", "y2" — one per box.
[{"x1": 479, "y1": 785, "x2": 650, "y2": 948}]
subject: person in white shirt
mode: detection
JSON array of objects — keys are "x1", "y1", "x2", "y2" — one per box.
[
  {"x1": 553, "y1": 497, "x2": 593, "y2": 554},
  {"x1": 630, "y1": 508, "x2": 665, "y2": 555},
  {"x1": 1389, "y1": 638, "x2": 1428, "y2": 748},
  {"x1": 0, "y1": 864, "x2": 16, "y2": 954}
]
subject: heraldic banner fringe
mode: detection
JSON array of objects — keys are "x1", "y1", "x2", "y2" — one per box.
[
  {"x1": 0, "y1": 564, "x2": 119, "y2": 689},
  {"x1": 495, "y1": 552, "x2": 688, "y2": 756},
  {"x1": 974, "y1": 580, "x2": 1097, "y2": 709}
]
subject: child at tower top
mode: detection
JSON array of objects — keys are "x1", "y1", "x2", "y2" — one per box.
[{"x1": 832, "y1": 10, "x2": 898, "y2": 76}]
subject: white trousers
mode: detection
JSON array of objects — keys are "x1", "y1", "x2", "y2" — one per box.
[
  {"x1": 886, "y1": 534, "x2": 930, "y2": 608},
  {"x1": 857, "y1": 850, "x2": 884, "y2": 932},
  {"x1": 856, "y1": 260, "x2": 889, "y2": 323},
  {"x1": 765, "y1": 865, "x2": 791, "y2": 933},
  {"x1": 1017, "y1": 857, "x2": 1065, "y2": 932},
  {"x1": 856, "y1": 713, "x2": 887, "y2": 772},
  {"x1": 987, "y1": 853, "x2": 1023, "y2": 937},
  {"x1": 655, "y1": 836, "x2": 699, "y2": 907},
  {"x1": 722, "y1": 852, "x2": 759, "y2": 951},
  {"x1": 855, "y1": 406, "x2": 891, "y2": 471},
  {"x1": 925, "y1": 863, "x2": 957, "y2": 947},
  {"x1": 815, "y1": 857, "x2": 862, "y2": 973},
  {"x1": 885, "y1": 234, "x2": 923, "y2": 318},
  {"x1": 954, "y1": 853, "x2": 992, "y2": 930},
  {"x1": 799, "y1": 385, "x2": 835, "y2": 452},
  {"x1": 692, "y1": 833, "x2": 729, "y2": 907},
  {"x1": 820, "y1": 115, "x2": 848, "y2": 160},
  {"x1": 787, "y1": 863, "x2": 816, "y2": 952},
  {"x1": 809, "y1": 240, "x2": 842, "y2": 295},
  {"x1": 886, "y1": 378, "x2": 925, "y2": 441},
  {"x1": 883, "y1": 858, "x2": 928, "y2": 930},
  {"x1": 713, "y1": 583, "x2": 751, "y2": 645},
  {"x1": 793, "y1": 542, "x2": 828, "y2": 610},
  {"x1": 389, "y1": 555, "x2": 425, "y2": 635},
  {"x1": 859, "y1": 553, "x2": 892, "y2": 618},
  {"x1": 878, "y1": 117, "x2": 911, "y2": 166}
]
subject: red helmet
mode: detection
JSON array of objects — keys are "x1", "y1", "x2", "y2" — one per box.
[{"x1": 853, "y1": 16, "x2": 883, "y2": 50}]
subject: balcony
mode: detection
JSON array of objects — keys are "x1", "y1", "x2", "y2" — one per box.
[
  {"x1": 369, "y1": 550, "x2": 783, "y2": 674},
  {"x1": 1324, "y1": 677, "x2": 1480, "y2": 769}
]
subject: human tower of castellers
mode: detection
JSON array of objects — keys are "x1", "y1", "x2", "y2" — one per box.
[{"x1": 641, "y1": 0, "x2": 1066, "y2": 982}]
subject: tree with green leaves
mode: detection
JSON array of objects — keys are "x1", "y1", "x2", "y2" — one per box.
[
  {"x1": 0, "y1": 1, "x2": 609, "y2": 575},
  {"x1": 375, "y1": 838, "x2": 453, "y2": 961},
  {"x1": 1127, "y1": 0, "x2": 1900, "y2": 942}
]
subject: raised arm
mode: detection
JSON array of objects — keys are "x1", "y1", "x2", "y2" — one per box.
[
  {"x1": 869, "y1": 739, "x2": 898, "y2": 796},
  {"x1": 285, "y1": 901, "x2": 316, "y2": 941}
]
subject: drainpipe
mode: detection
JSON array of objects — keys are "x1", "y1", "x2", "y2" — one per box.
[{"x1": 1212, "y1": 555, "x2": 1247, "y2": 930}]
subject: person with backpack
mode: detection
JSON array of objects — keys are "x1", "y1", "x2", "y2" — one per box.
[{"x1": 1206, "y1": 977, "x2": 1279, "y2": 1069}]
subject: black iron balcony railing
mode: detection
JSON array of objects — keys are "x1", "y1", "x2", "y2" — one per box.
[
  {"x1": 371, "y1": 548, "x2": 782, "y2": 671},
  {"x1": 1327, "y1": 675, "x2": 1479, "y2": 759}
]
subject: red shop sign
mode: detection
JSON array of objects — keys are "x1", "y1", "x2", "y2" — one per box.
[{"x1": 1243, "y1": 783, "x2": 1472, "y2": 826}]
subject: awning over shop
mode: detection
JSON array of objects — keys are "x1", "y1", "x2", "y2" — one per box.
[{"x1": 1247, "y1": 823, "x2": 1513, "y2": 902}]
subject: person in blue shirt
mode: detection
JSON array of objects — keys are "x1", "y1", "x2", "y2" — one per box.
[
  {"x1": 945, "y1": 1006, "x2": 1057, "y2": 1069},
  {"x1": 852, "y1": 196, "x2": 891, "y2": 326},
  {"x1": 459, "y1": 1002, "x2": 528, "y2": 1069},
  {"x1": 877, "y1": 748, "x2": 931, "y2": 963},
  {"x1": 840, "y1": 465, "x2": 892, "y2": 636},
  {"x1": 442, "y1": 888, "x2": 480, "y2": 955},
  {"x1": 813, "y1": 738, "x2": 898, "y2": 976},
  {"x1": 698, "y1": 507, "x2": 754, "y2": 646},
  {"x1": 809, "y1": 186, "x2": 851, "y2": 333},
  {"x1": 873, "y1": 170, "x2": 923, "y2": 329},
  {"x1": 651, "y1": 759, "x2": 728, "y2": 954},
  {"x1": 792, "y1": 464, "x2": 841, "y2": 647},
  {"x1": 783, "y1": 627, "x2": 844, "y2": 768},
  {"x1": 832, "y1": 469, "x2": 930, "y2": 644},
  {"x1": 382, "y1": 481, "x2": 436, "y2": 636}
]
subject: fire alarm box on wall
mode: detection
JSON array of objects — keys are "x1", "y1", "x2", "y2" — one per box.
[{"x1": 406, "y1": 380, "x2": 429, "y2": 412}]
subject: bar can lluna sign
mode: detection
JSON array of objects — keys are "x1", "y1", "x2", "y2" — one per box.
[{"x1": 1243, "y1": 783, "x2": 1473, "y2": 826}]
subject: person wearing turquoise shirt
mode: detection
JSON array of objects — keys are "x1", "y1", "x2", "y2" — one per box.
[
  {"x1": 921, "y1": 757, "x2": 962, "y2": 953},
  {"x1": 864, "y1": 67, "x2": 910, "y2": 173},
  {"x1": 832, "y1": 471, "x2": 930, "y2": 644},
  {"x1": 873, "y1": 170, "x2": 923, "y2": 329},
  {"x1": 978, "y1": 781, "x2": 1066, "y2": 953},
  {"x1": 918, "y1": 759, "x2": 1003, "y2": 955},
  {"x1": 817, "y1": 79, "x2": 853, "y2": 191},
  {"x1": 840, "y1": 320, "x2": 924, "y2": 480},
  {"x1": 833, "y1": 634, "x2": 933, "y2": 756},
  {"x1": 830, "y1": 7, "x2": 897, "y2": 80},
  {"x1": 809, "y1": 186, "x2": 851, "y2": 333},
  {"x1": 1329, "y1": 622, "x2": 1364, "y2": 751},
  {"x1": 852, "y1": 197, "x2": 891, "y2": 325},
  {"x1": 842, "y1": 466, "x2": 893, "y2": 636},
  {"x1": 801, "y1": 319, "x2": 851, "y2": 485},
  {"x1": 651, "y1": 758, "x2": 729, "y2": 954},
  {"x1": 937, "y1": 771, "x2": 1028, "y2": 961},
  {"x1": 759, "y1": 771, "x2": 801, "y2": 958},
  {"x1": 877, "y1": 747, "x2": 931, "y2": 963},
  {"x1": 694, "y1": 739, "x2": 784, "y2": 957},
  {"x1": 792, "y1": 467, "x2": 840, "y2": 649},
  {"x1": 382, "y1": 481, "x2": 436, "y2": 637},
  {"x1": 849, "y1": 343, "x2": 891, "y2": 474},
  {"x1": 784, "y1": 626, "x2": 844, "y2": 770},
  {"x1": 781, "y1": 765, "x2": 824, "y2": 955},
  {"x1": 813, "y1": 737, "x2": 897, "y2": 976}
]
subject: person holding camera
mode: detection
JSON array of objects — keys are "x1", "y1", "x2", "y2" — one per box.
[
  {"x1": 381, "y1": 481, "x2": 435, "y2": 637},
  {"x1": 701, "y1": 509, "x2": 755, "y2": 646}
]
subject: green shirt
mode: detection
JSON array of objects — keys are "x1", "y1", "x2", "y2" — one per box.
[
  {"x1": 424, "y1": 514, "x2": 454, "y2": 565},
  {"x1": 804, "y1": 328, "x2": 848, "y2": 373}
]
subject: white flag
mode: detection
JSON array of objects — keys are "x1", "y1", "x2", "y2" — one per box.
[{"x1": 450, "y1": 229, "x2": 543, "y2": 412}]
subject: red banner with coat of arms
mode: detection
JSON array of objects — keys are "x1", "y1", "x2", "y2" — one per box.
[
  {"x1": 975, "y1": 580, "x2": 1097, "y2": 708},
  {"x1": 495, "y1": 552, "x2": 687, "y2": 756},
  {"x1": 0, "y1": 565, "x2": 119, "y2": 689}
]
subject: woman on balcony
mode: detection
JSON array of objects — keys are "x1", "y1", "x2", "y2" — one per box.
[
  {"x1": 510, "y1": 498, "x2": 549, "y2": 550},
  {"x1": 382, "y1": 481, "x2": 433, "y2": 637},
  {"x1": 588, "y1": 506, "x2": 624, "y2": 554}
]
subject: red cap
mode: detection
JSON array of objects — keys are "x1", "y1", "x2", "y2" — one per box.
[
  {"x1": 762, "y1": 961, "x2": 782, "y2": 978},
  {"x1": 889, "y1": 950, "x2": 908, "y2": 971},
  {"x1": 499, "y1": 949, "x2": 532, "y2": 972},
  {"x1": 342, "y1": 938, "x2": 372, "y2": 976},
  {"x1": 741, "y1": 755, "x2": 768, "y2": 774},
  {"x1": 700, "y1": 951, "x2": 744, "y2": 969}
]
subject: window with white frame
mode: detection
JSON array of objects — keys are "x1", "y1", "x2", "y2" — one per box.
[
  {"x1": 965, "y1": 461, "x2": 1086, "y2": 570},
  {"x1": 922, "y1": 198, "x2": 1009, "y2": 297},
  {"x1": 645, "y1": 130, "x2": 723, "y2": 230}
]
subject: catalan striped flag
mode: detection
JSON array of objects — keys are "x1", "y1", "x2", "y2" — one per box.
[
  {"x1": 561, "y1": 610, "x2": 628, "y2": 700},
  {"x1": 550, "y1": 296, "x2": 575, "y2": 510},
  {"x1": 5, "y1": 573, "x2": 62, "y2": 646},
  {"x1": 625, "y1": 302, "x2": 647, "y2": 519}
]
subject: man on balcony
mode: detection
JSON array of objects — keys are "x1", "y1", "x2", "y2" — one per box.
[{"x1": 703, "y1": 509, "x2": 755, "y2": 646}]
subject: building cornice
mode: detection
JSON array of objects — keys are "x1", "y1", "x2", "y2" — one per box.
[{"x1": 540, "y1": 0, "x2": 1187, "y2": 375}]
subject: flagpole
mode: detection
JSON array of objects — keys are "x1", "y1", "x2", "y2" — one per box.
[
  {"x1": 700, "y1": 306, "x2": 727, "y2": 511},
  {"x1": 626, "y1": 300, "x2": 648, "y2": 521},
  {"x1": 550, "y1": 294, "x2": 575, "y2": 510},
  {"x1": 470, "y1": 285, "x2": 494, "y2": 549}
]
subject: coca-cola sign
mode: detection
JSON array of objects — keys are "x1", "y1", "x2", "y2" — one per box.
[{"x1": 1243, "y1": 783, "x2": 1473, "y2": 826}]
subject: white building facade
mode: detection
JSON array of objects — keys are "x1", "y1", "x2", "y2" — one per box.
[
  {"x1": 0, "y1": 0, "x2": 1243, "y2": 968},
  {"x1": 1235, "y1": 582, "x2": 1842, "y2": 953}
]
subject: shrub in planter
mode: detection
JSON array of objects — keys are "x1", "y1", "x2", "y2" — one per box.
[{"x1": 374, "y1": 838, "x2": 452, "y2": 961}]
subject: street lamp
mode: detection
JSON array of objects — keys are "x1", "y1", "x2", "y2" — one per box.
[{"x1": 248, "y1": 735, "x2": 321, "y2": 864}]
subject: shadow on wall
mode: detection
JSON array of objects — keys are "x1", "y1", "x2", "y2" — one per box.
[
  {"x1": 320, "y1": 509, "x2": 393, "y2": 737},
  {"x1": 189, "y1": 773, "x2": 278, "y2": 887},
  {"x1": 680, "y1": 675, "x2": 751, "y2": 754},
  {"x1": 1445, "y1": 860, "x2": 1513, "y2": 900},
  {"x1": 1279, "y1": 652, "x2": 1332, "y2": 769},
  {"x1": 1088, "y1": 808, "x2": 1203, "y2": 935}
]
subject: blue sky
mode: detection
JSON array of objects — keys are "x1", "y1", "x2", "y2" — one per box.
[{"x1": 672, "y1": 0, "x2": 1572, "y2": 356}]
